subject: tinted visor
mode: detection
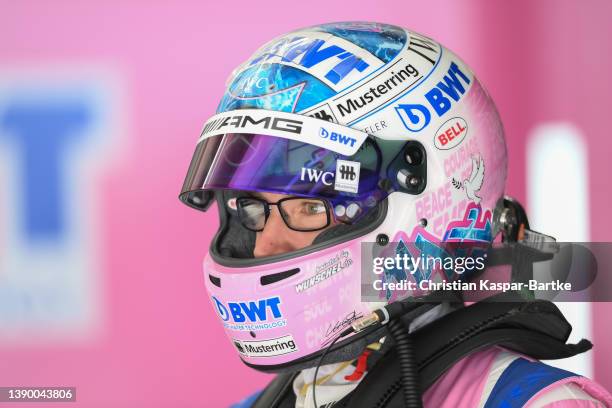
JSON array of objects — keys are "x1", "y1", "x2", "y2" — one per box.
[{"x1": 179, "y1": 133, "x2": 426, "y2": 222}]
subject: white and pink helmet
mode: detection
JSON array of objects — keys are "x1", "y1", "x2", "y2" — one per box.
[{"x1": 179, "y1": 22, "x2": 507, "y2": 372}]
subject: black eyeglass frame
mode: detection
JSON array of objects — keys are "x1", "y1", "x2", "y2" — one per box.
[{"x1": 235, "y1": 196, "x2": 332, "y2": 232}]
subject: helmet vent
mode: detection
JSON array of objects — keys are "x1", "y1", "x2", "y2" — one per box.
[
  {"x1": 209, "y1": 274, "x2": 222, "y2": 287},
  {"x1": 260, "y1": 268, "x2": 300, "y2": 286}
]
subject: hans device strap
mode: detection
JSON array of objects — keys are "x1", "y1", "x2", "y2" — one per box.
[
  {"x1": 250, "y1": 296, "x2": 591, "y2": 408},
  {"x1": 198, "y1": 109, "x2": 369, "y2": 156}
]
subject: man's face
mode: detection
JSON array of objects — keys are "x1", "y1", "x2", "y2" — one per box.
[{"x1": 250, "y1": 192, "x2": 337, "y2": 258}]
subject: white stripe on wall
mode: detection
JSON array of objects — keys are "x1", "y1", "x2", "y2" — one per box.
[{"x1": 527, "y1": 123, "x2": 591, "y2": 377}]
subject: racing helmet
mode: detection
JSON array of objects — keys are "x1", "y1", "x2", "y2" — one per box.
[{"x1": 179, "y1": 22, "x2": 507, "y2": 372}]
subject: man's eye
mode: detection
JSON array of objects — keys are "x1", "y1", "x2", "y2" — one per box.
[
  {"x1": 304, "y1": 202, "x2": 326, "y2": 215},
  {"x1": 227, "y1": 197, "x2": 238, "y2": 210}
]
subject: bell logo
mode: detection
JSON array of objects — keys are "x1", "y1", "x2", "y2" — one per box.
[{"x1": 434, "y1": 117, "x2": 468, "y2": 150}]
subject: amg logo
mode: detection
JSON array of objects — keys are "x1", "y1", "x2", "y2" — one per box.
[{"x1": 203, "y1": 114, "x2": 303, "y2": 135}]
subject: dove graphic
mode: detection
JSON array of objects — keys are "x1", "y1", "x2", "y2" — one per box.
[{"x1": 463, "y1": 155, "x2": 485, "y2": 203}]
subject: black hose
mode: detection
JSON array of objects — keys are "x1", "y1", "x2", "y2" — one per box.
[{"x1": 388, "y1": 318, "x2": 422, "y2": 408}]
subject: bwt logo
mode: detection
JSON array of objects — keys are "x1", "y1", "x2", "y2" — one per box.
[
  {"x1": 395, "y1": 61, "x2": 471, "y2": 132},
  {"x1": 212, "y1": 296, "x2": 283, "y2": 323},
  {"x1": 300, "y1": 167, "x2": 335, "y2": 185},
  {"x1": 249, "y1": 37, "x2": 371, "y2": 86},
  {"x1": 319, "y1": 127, "x2": 357, "y2": 147}
]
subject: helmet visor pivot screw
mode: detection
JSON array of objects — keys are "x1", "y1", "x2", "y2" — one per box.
[
  {"x1": 404, "y1": 145, "x2": 424, "y2": 165},
  {"x1": 376, "y1": 234, "x2": 389, "y2": 246}
]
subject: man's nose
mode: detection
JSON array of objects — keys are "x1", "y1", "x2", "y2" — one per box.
[{"x1": 253, "y1": 206, "x2": 294, "y2": 257}]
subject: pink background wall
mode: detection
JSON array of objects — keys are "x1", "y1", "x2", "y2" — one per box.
[{"x1": 0, "y1": 1, "x2": 610, "y2": 406}]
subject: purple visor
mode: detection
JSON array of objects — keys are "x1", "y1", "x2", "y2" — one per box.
[{"x1": 179, "y1": 132, "x2": 427, "y2": 221}]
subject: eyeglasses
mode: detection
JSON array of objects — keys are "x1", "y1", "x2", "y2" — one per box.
[{"x1": 236, "y1": 196, "x2": 331, "y2": 232}]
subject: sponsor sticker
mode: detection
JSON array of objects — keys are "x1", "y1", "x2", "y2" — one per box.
[
  {"x1": 319, "y1": 126, "x2": 358, "y2": 148},
  {"x1": 238, "y1": 31, "x2": 384, "y2": 92},
  {"x1": 330, "y1": 59, "x2": 422, "y2": 123},
  {"x1": 300, "y1": 167, "x2": 335, "y2": 186},
  {"x1": 300, "y1": 32, "x2": 442, "y2": 125},
  {"x1": 295, "y1": 250, "x2": 353, "y2": 293},
  {"x1": 198, "y1": 109, "x2": 368, "y2": 156},
  {"x1": 233, "y1": 335, "x2": 298, "y2": 358},
  {"x1": 334, "y1": 160, "x2": 361, "y2": 193},
  {"x1": 212, "y1": 295, "x2": 288, "y2": 331},
  {"x1": 308, "y1": 103, "x2": 338, "y2": 123},
  {"x1": 434, "y1": 117, "x2": 468, "y2": 150},
  {"x1": 395, "y1": 61, "x2": 473, "y2": 133}
]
